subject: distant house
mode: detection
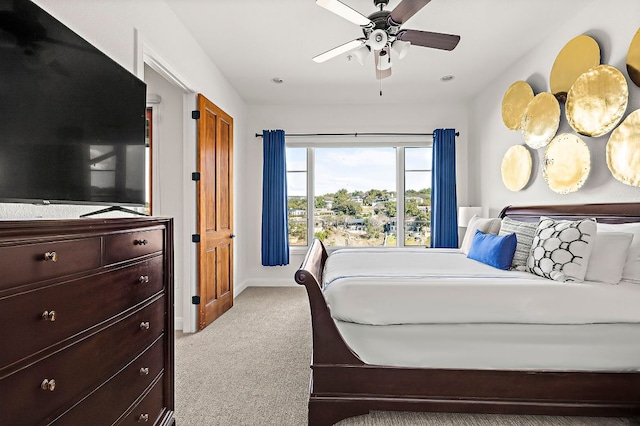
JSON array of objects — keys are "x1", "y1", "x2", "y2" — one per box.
[
  {"x1": 289, "y1": 209, "x2": 306, "y2": 217},
  {"x1": 406, "y1": 196, "x2": 424, "y2": 204},
  {"x1": 344, "y1": 218, "x2": 365, "y2": 231},
  {"x1": 385, "y1": 217, "x2": 397, "y2": 233},
  {"x1": 316, "y1": 208, "x2": 335, "y2": 216}
]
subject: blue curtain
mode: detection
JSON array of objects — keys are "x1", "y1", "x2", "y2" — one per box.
[
  {"x1": 261, "y1": 130, "x2": 289, "y2": 266},
  {"x1": 430, "y1": 128, "x2": 458, "y2": 248}
]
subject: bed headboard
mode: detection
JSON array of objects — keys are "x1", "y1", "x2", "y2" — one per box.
[{"x1": 499, "y1": 202, "x2": 640, "y2": 224}]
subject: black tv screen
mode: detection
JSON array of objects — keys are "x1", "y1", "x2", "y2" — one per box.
[{"x1": 0, "y1": 0, "x2": 147, "y2": 206}]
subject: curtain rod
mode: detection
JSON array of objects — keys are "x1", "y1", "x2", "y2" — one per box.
[{"x1": 254, "y1": 131, "x2": 460, "y2": 138}]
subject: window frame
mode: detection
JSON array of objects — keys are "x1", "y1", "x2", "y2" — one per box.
[{"x1": 286, "y1": 137, "x2": 433, "y2": 253}]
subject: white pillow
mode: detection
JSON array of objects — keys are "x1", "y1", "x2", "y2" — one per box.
[
  {"x1": 584, "y1": 232, "x2": 633, "y2": 284},
  {"x1": 597, "y1": 222, "x2": 640, "y2": 284},
  {"x1": 460, "y1": 215, "x2": 501, "y2": 254},
  {"x1": 499, "y1": 217, "x2": 538, "y2": 270},
  {"x1": 526, "y1": 217, "x2": 596, "y2": 282}
]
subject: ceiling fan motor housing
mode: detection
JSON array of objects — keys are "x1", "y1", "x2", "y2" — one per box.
[{"x1": 373, "y1": 0, "x2": 389, "y2": 9}]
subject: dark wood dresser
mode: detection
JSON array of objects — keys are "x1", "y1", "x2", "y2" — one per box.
[{"x1": 0, "y1": 217, "x2": 175, "y2": 425}]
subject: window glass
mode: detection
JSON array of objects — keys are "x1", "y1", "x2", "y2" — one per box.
[
  {"x1": 404, "y1": 148, "x2": 431, "y2": 247},
  {"x1": 315, "y1": 147, "x2": 396, "y2": 247},
  {"x1": 286, "y1": 144, "x2": 432, "y2": 248},
  {"x1": 286, "y1": 148, "x2": 307, "y2": 246}
]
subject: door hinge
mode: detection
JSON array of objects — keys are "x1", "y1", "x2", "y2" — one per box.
[
  {"x1": 191, "y1": 172, "x2": 201, "y2": 181},
  {"x1": 191, "y1": 110, "x2": 200, "y2": 120},
  {"x1": 191, "y1": 296, "x2": 201, "y2": 305},
  {"x1": 191, "y1": 234, "x2": 201, "y2": 243}
]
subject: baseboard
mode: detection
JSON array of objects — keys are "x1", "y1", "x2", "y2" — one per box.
[
  {"x1": 240, "y1": 278, "x2": 298, "y2": 288},
  {"x1": 234, "y1": 279, "x2": 249, "y2": 297},
  {"x1": 176, "y1": 280, "x2": 298, "y2": 332}
]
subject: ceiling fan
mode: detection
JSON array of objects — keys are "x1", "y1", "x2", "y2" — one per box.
[{"x1": 312, "y1": 0, "x2": 460, "y2": 79}]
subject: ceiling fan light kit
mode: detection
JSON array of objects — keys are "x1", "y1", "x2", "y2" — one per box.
[
  {"x1": 376, "y1": 49, "x2": 392, "y2": 70},
  {"x1": 392, "y1": 39, "x2": 411, "y2": 60},
  {"x1": 367, "y1": 29, "x2": 388, "y2": 51},
  {"x1": 352, "y1": 44, "x2": 371, "y2": 65},
  {"x1": 313, "y1": 0, "x2": 460, "y2": 79}
]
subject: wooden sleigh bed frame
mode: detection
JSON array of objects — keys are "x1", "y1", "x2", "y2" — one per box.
[{"x1": 294, "y1": 202, "x2": 640, "y2": 426}]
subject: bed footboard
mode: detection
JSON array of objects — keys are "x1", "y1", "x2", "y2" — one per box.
[
  {"x1": 294, "y1": 238, "x2": 363, "y2": 366},
  {"x1": 295, "y1": 235, "x2": 640, "y2": 426}
]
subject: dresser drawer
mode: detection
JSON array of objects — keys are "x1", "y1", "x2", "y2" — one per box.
[
  {"x1": 0, "y1": 237, "x2": 102, "y2": 291},
  {"x1": 0, "y1": 256, "x2": 164, "y2": 368},
  {"x1": 105, "y1": 229, "x2": 164, "y2": 265},
  {"x1": 0, "y1": 296, "x2": 165, "y2": 426},
  {"x1": 52, "y1": 336, "x2": 165, "y2": 425},
  {"x1": 119, "y1": 376, "x2": 166, "y2": 426}
]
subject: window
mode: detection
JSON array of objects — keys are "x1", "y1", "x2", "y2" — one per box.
[
  {"x1": 404, "y1": 148, "x2": 432, "y2": 247},
  {"x1": 286, "y1": 143, "x2": 432, "y2": 248},
  {"x1": 286, "y1": 148, "x2": 307, "y2": 246}
]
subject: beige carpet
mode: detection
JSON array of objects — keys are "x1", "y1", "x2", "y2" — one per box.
[{"x1": 174, "y1": 287, "x2": 634, "y2": 426}]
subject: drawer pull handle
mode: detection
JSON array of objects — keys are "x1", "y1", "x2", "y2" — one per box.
[
  {"x1": 42, "y1": 310, "x2": 57, "y2": 321},
  {"x1": 43, "y1": 251, "x2": 58, "y2": 262},
  {"x1": 140, "y1": 321, "x2": 150, "y2": 330},
  {"x1": 134, "y1": 239, "x2": 149, "y2": 246},
  {"x1": 138, "y1": 413, "x2": 149, "y2": 422},
  {"x1": 138, "y1": 275, "x2": 150, "y2": 284},
  {"x1": 41, "y1": 379, "x2": 56, "y2": 391},
  {"x1": 139, "y1": 367, "x2": 150, "y2": 376}
]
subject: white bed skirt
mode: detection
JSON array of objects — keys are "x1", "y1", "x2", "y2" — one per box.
[{"x1": 335, "y1": 320, "x2": 640, "y2": 371}]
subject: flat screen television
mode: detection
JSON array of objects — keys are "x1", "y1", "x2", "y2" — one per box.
[{"x1": 0, "y1": 0, "x2": 147, "y2": 206}]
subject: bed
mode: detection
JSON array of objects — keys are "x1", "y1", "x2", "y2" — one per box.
[{"x1": 294, "y1": 202, "x2": 640, "y2": 426}]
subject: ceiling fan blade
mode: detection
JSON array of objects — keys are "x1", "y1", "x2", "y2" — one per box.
[
  {"x1": 313, "y1": 39, "x2": 364, "y2": 63},
  {"x1": 397, "y1": 29, "x2": 460, "y2": 51},
  {"x1": 374, "y1": 49, "x2": 392, "y2": 79},
  {"x1": 316, "y1": 0, "x2": 373, "y2": 26},
  {"x1": 388, "y1": 0, "x2": 431, "y2": 25}
]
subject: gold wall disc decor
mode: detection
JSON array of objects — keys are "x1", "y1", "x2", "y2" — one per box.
[
  {"x1": 501, "y1": 81, "x2": 534, "y2": 130},
  {"x1": 521, "y1": 92, "x2": 560, "y2": 149},
  {"x1": 543, "y1": 133, "x2": 590, "y2": 194},
  {"x1": 628, "y1": 28, "x2": 640, "y2": 88},
  {"x1": 501, "y1": 145, "x2": 532, "y2": 191},
  {"x1": 550, "y1": 35, "x2": 600, "y2": 103},
  {"x1": 566, "y1": 65, "x2": 628, "y2": 138},
  {"x1": 607, "y1": 109, "x2": 640, "y2": 186}
]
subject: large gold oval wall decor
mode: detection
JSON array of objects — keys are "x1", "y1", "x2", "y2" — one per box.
[
  {"x1": 607, "y1": 109, "x2": 640, "y2": 187},
  {"x1": 543, "y1": 133, "x2": 590, "y2": 194},
  {"x1": 550, "y1": 35, "x2": 600, "y2": 102},
  {"x1": 628, "y1": 28, "x2": 640, "y2": 88},
  {"x1": 501, "y1": 81, "x2": 534, "y2": 130},
  {"x1": 521, "y1": 92, "x2": 560, "y2": 149},
  {"x1": 566, "y1": 65, "x2": 628, "y2": 137},
  {"x1": 501, "y1": 145, "x2": 532, "y2": 191}
]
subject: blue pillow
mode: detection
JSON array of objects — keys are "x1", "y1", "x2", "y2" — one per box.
[{"x1": 467, "y1": 230, "x2": 517, "y2": 270}]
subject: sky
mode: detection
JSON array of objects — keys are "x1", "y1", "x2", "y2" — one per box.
[{"x1": 286, "y1": 147, "x2": 431, "y2": 197}]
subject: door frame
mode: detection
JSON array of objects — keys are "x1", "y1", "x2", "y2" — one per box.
[{"x1": 135, "y1": 29, "x2": 199, "y2": 333}]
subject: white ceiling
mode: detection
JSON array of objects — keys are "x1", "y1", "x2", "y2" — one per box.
[{"x1": 164, "y1": 0, "x2": 594, "y2": 106}]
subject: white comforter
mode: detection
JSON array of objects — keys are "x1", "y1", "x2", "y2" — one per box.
[{"x1": 323, "y1": 248, "x2": 640, "y2": 326}]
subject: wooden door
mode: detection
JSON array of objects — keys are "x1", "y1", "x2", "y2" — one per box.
[{"x1": 196, "y1": 94, "x2": 234, "y2": 330}]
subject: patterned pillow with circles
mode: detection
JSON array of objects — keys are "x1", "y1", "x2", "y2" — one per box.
[{"x1": 526, "y1": 216, "x2": 597, "y2": 282}]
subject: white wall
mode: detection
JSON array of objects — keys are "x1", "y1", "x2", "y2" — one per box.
[
  {"x1": 144, "y1": 65, "x2": 186, "y2": 326},
  {"x1": 469, "y1": 1, "x2": 640, "y2": 218},
  {"x1": 242, "y1": 103, "x2": 469, "y2": 287},
  {"x1": 10, "y1": 0, "x2": 249, "y2": 332}
]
